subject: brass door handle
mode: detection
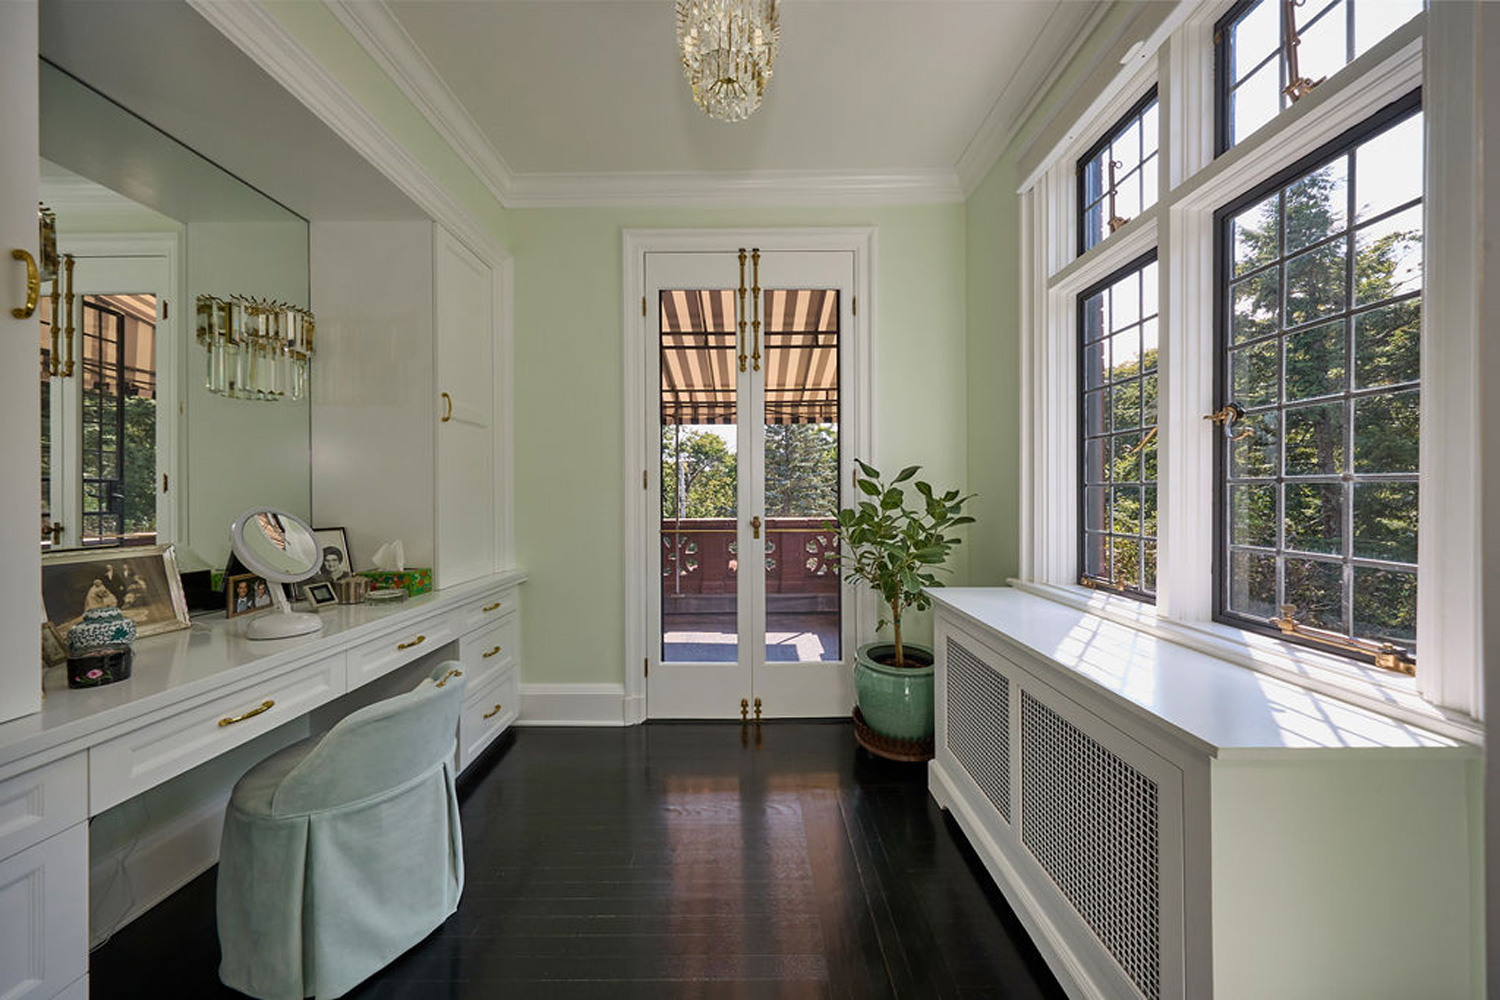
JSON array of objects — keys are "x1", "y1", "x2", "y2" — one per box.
[
  {"x1": 482, "y1": 601, "x2": 502, "y2": 612},
  {"x1": 440, "y1": 391, "x2": 453, "y2": 422},
  {"x1": 11, "y1": 248, "x2": 38, "y2": 319},
  {"x1": 483, "y1": 703, "x2": 503, "y2": 719},
  {"x1": 751, "y1": 515, "x2": 761, "y2": 540},
  {"x1": 398, "y1": 634, "x2": 426, "y2": 650},
  {"x1": 483, "y1": 645, "x2": 502, "y2": 658},
  {"x1": 219, "y1": 700, "x2": 275, "y2": 727}
]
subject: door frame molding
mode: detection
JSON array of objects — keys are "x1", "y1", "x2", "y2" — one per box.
[
  {"x1": 621, "y1": 227, "x2": 877, "y2": 725},
  {"x1": 58, "y1": 233, "x2": 183, "y2": 551}
]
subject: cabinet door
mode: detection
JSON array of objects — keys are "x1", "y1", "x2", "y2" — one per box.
[
  {"x1": 0, "y1": 1, "x2": 41, "y2": 724},
  {"x1": 433, "y1": 227, "x2": 495, "y2": 588},
  {"x1": 0, "y1": 824, "x2": 88, "y2": 1000}
]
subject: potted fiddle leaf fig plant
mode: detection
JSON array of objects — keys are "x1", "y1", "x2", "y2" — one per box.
[{"x1": 830, "y1": 460, "x2": 974, "y2": 756}]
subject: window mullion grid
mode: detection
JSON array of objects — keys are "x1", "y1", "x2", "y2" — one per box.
[{"x1": 1342, "y1": 147, "x2": 1357, "y2": 639}]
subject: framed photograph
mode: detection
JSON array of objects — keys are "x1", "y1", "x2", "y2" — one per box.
[
  {"x1": 311, "y1": 527, "x2": 353, "y2": 586},
  {"x1": 41, "y1": 623, "x2": 68, "y2": 669},
  {"x1": 42, "y1": 543, "x2": 190, "y2": 639},
  {"x1": 226, "y1": 573, "x2": 267, "y2": 619},
  {"x1": 301, "y1": 581, "x2": 337, "y2": 608}
]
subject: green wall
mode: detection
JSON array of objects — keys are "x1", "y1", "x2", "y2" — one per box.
[
  {"x1": 963, "y1": 154, "x2": 1024, "y2": 584},
  {"x1": 507, "y1": 205, "x2": 970, "y2": 685}
]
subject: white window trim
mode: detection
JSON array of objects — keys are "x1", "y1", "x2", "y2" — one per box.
[{"x1": 1018, "y1": 5, "x2": 1485, "y2": 734}]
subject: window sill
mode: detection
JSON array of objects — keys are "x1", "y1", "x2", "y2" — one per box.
[{"x1": 1007, "y1": 579, "x2": 1482, "y2": 745}]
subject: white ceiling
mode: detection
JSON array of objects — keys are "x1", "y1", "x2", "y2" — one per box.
[{"x1": 354, "y1": 0, "x2": 1106, "y2": 203}]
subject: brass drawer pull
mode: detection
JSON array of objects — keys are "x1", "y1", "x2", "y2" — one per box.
[
  {"x1": 483, "y1": 645, "x2": 502, "y2": 659},
  {"x1": 398, "y1": 635, "x2": 426, "y2": 650},
  {"x1": 219, "y1": 700, "x2": 274, "y2": 727},
  {"x1": 483, "y1": 703, "x2": 503, "y2": 720},
  {"x1": 482, "y1": 601, "x2": 502, "y2": 612},
  {"x1": 12, "y1": 248, "x2": 39, "y2": 319},
  {"x1": 435, "y1": 668, "x2": 463, "y2": 688}
]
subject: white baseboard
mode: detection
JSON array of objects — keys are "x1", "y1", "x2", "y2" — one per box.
[
  {"x1": 518, "y1": 683, "x2": 626, "y2": 726},
  {"x1": 89, "y1": 793, "x2": 228, "y2": 949}
]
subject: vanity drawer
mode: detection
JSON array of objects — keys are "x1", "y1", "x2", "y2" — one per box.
[
  {"x1": 459, "y1": 664, "x2": 518, "y2": 771},
  {"x1": 454, "y1": 587, "x2": 518, "y2": 635},
  {"x1": 347, "y1": 614, "x2": 458, "y2": 687},
  {"x1": 459, "y1": 614, "x2": 518, "y2": 682},
  {"x1": 0, "y1": 754, "x2": 86, "y2": 863},
  {"x1": 89, "y1": 656, "x2": 346, "y2": 813}
]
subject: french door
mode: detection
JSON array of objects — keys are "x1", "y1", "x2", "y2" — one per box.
[
  {"x1": 41, "y1": 248, "x2": 174, "y2": 551},
  {"x1": 645, "y1": 248, "x2": 855, "y2": 719}
]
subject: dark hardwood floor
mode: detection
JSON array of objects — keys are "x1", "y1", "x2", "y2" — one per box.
[{"x1": 91, "y1": 722, "x2": 1065, "y2": 999}]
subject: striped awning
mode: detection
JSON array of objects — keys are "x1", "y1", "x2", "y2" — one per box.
[{"x1": 660, "y1": 288, "x2": 839, "y2": 426}]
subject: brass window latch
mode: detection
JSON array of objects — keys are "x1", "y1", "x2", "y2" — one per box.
[
  {"x1": 1204, "y1": 402, "x2": 1252, "y2": 441},
  {"x1": 1271, "y1": 604, "x2": 1415, "y2": 676},
  {"x1": 751, "y1": 515, "x2": 762, "y2": 540}
]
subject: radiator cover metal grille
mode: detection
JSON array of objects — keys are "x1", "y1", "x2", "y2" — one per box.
[
  {"x1": 1020, "y1": 691, "x2": 1161, "y2": 1000},
  {"x1": 945, "y1": 639, "x2": 1011, "y2": 822}
]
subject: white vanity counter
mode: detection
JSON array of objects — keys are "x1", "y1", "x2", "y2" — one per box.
[{"x1": 0, "y1": 569, "x2": 526, "y2": 780}]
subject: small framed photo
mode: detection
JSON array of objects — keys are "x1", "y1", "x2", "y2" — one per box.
[
  {"x1": 302, "y1": 580, "x2": 337, "y2": 609},
  {"x1": 311, "y1": 527, "x2": 353, "y2": 586},
  {"x1": 42, "y1": 543, "x2": 191, "y2": 639},
  {"x1": 226, "y1": 573, "x2": 269, "y2": 619}
]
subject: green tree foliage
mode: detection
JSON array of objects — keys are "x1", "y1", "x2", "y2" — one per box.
[
  {"x1": 764, "y1": 423, "x2": 838, "y2": 517},
  {"x1": 1226, "y1": 147, "x2": 1420, "y2": 642},
  {"x1": 660, "y1": 426, "x2": 737, "y2": 518},
  {"x1": 122, "y1": 396, "x2": 156, "y2": 535}
]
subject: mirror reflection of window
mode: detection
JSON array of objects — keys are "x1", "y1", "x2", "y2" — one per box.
[{"x1": 41, "y1": 289, "x2": 158, "y2": 550}]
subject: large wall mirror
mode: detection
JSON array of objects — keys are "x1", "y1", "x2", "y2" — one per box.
[{"x1": 39, "y1": 61, "x2": 310, "y2": 571}]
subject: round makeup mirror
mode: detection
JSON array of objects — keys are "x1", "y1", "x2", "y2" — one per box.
[{"x1": 229, "y1": 507, "x2": 323, "y2": 640}]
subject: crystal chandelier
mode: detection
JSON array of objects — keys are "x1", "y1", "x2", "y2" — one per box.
[{"x1": 676, "y1": 0, "x2": 780, "y2": 123}]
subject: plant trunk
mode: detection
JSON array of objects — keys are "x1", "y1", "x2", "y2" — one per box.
[{"x1": 891, "y1": 600, "x2": 904, "y2": 667}]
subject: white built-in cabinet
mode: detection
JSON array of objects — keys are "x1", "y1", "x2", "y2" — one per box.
[
  {"x1": 0, "y1": 1, "x2": 42, "y2": 728},
  {"x1": 311, "y1": 221, "x2": 507, "y2": 588},
  {"x1": 929, "y1": 589, "x2": 1481, "y2": 1000}
]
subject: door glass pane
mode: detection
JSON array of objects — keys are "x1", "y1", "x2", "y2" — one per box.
[
  {"x1": 80, "y1": 294, "x2": 156, "y2": 547},
  {"x1": 660, "y1": 289, "x2": 738, "y2": 662},
  {"x1": 762, "y1": 288, "x2": 841, "y2": 663}
]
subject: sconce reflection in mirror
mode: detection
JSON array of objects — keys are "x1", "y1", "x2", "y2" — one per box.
[{"x1": 196, "y1": 294, "x2": 316, "y2": 401}]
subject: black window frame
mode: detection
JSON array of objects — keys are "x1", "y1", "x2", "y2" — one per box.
[
  {"x1": 1215, "y1": 0, "x2": 1421, "y2": 156},
  {"x1": 1077, "y1": 248, "x2": 1160, "y2": 604},
  {"x1": 1076, "y1": 86, "x2": 1160, "y2": 257},
  {"x1": 1211, "y1": 88, "x2": 1423, "y2": 665}
]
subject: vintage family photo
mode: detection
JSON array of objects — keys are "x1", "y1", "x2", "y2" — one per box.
[
  {"x1": 310, "y1": 527, "x2": 353, "y2": 585},
  {"x1": 41, "y1": 544, "x2": 190, "y2": 638}
]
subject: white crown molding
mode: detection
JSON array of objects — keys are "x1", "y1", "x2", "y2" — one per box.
[
  {"x1": 505, "y1": 168, "x2": 964, "y2": 209},
  {"x1": 323, "y1": 0, "x2": 517, "y2": 207},
  {"x1": 955, "y1": 1, "x2": 1114, "y2": 196},
  {"x1": 323, "y1": 0, "x2": 964, "y2": 208},
  {"x1": 186, "y1": 0, "x2": 508, "y2": 266}
]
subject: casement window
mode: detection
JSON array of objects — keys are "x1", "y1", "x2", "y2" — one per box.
[
  {"x1": 1077, "y1": 88, "x2": 1158, "y2": 255},
  {"x1": 1078, "y1": 253, "x2": 1159, "y2": 600},
  {"x1": 1214, "y1": 94, "x2": 1422, "y2": 667},
  {"x1": 1215, "y1": 0, "x2": 1423, "y2": 152},
  {"x1": 1020, "y1": 4, "x2": 1482, "y2": 727}
]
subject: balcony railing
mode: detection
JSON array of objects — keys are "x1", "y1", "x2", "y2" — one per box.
[{"x1": 661, "y1": 517, "x2": 839, "y2": 614}]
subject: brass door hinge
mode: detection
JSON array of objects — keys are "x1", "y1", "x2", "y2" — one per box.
[
  {"x1": 162, "y1": 300, "x2": 168, "y2": 319},
  {"x1": 852, "y1": 295, "x2": 857, "y2": 316},
  {"x1": 644, "y1": 656, "x2": 649, "y2": 678},
  {"x1": 162, "y1": 473, "x2": 168, "y2": 493},
  {"x1": 642, "y1": 295, "x2": 647, "y2": 317},
  {"x1": 643, "y1": 469, "x2": 648, "y2": 489}
]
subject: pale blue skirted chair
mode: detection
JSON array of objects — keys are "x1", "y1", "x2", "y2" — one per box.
[{"x1": 217, "y1": 661, "x2": 467, "y2": 999}]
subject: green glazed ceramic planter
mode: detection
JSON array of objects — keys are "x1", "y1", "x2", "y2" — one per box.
[{"x1": 853, "y1": 641, "x2": 935, "y2": 741}]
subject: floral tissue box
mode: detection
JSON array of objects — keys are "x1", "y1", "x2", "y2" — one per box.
[{"x1": 357, "y1": 568, "x2": 433, "y2": 597}]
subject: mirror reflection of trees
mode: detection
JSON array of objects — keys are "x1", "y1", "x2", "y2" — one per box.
[{"x1": 1222, "y1": 111, "x2": 1421, "y2": 646}]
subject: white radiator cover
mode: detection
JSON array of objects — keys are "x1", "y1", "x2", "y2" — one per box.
[{"x1": 928, "y1": 592, "x2": 1480, "y2": 1000}]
